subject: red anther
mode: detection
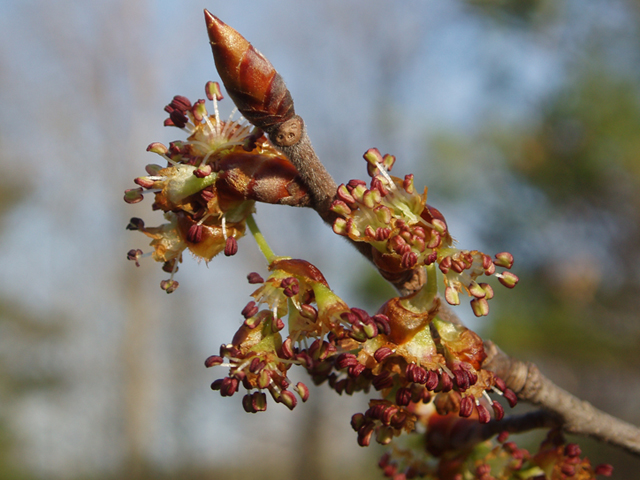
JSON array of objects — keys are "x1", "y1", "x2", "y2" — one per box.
[
  {"x1": 594, "y1": 464, "x2": 613, "y2": 476},
  {"x1": 241, "y1": 301, "x2": 258, "y2": 319},
  {"x1": 351, "y1": 413, "x2": 366, "y2": 431},
  {"x1": 127, "y1": 249, "x2": 144, "y2": 267},
  {"x1": 395, "y1": 387, "x2": 412, "y2": 406},
  {"x1": 401, "y1": 251, "x2": 418, "y2": 269},
  {"x1": 453, "y1": 367, "x2": 470, "y2": 391},
  {"x1": 503, "y1": 388, "x2": 518, "y2": 407},
  {"x1": 168, "y1": 95, "x2": 192, "y2": 112},
  {"x1": 246, "y1": 272, "x2": 263, "y2": 284},
  {"x1": 477, "y1": 403, "x2": 491, "y2": 424},
  {"x1": 347, "y1": 178, "x2": 367, "y2": 189},
  {"x1": 372, "y1": 314, "x2": 391, "y2": 336},
  {"x1": 459, "y1": 396, "x2": 474, "y2": 417},
  {"x1": 294, "y1": 351, "x2": 313, "y2": 369},
  {"x1": 194, "y1": 165, "x2": 213, "y2": 178},
  {"x1": 249, "y1": 357, "x2": 262, "y2": 373},
  {"x1": 126, "y1": 217, "x2": 145, "y2": 231},
  {"x1": 378, "y1": 452, "x2": 391, "y2": 468},
  {"x1": 564, "y1": 443, "x2": 581, "y2": 458},
  {"x1": 439, "y1": 256, "x2": 452, "y2": 274},
  {"x1": 560, "y1": 464, "x2": 576, "y2": 476},
  {"x1": 451, "y1": 259, "x2": 465, "y2": 274},
  {"x1": 279, "y1": 390, "x2": 298, "y2": 410},
  {"x1": 295, "y1": 382, "x2": 310, "y2": 402},
  {"x1": 372, "y1": 372, "x2": 394, "y2": 391},
  {"x1": 204, "y1": 355, "x2": 224, "y2": 368},
  {"x1": 187, "y1": 224, "x2": 203, "y2": 243},
  {"x1": 242, "y1": 393, "x2": 256, "y2": 413},
  {"x1": 375, "y1": 227, "x2": 391, "y2": 241},
  {"x1": 438, "y1": 372, "x2": 453, "y2": 392},
  {"x1": 272, "y1": 317, "x2": 285, "y2": 332},
  {"x1": 381, "y1": 405, "x2": 399, "y2": 425},
  {"x1": 357, "y1": 424, "x2": 374, "y2": 447},
  {"x1": 220, "y1": 377, "x2": 239, "y2": 397},
  {"x1": 336, "y1": 353, "x2": 359, "y2": 369},
  {"x1": 492, "y1": 401, "x2": 504, "y2": 421},
  {"x1": 224, "y1": 236, "x2": 238, "y2": 256},
  {"x1": 494, "y1": 376, "x2": 507, "y2": 392},
  {"x1": 374, "y1": 346, "x2": 393, "y2": 363},
  {"x1": 497, "y1": 431, "x2": 509, "y2": 443},
  {"x1": 494, "y1": 251, "x2": 514, "y2": 269},
  {"x1": 425, "y1": 370, "x2": 439, "y2": 391},
  {"x1": 281, "y1": 337, "x2": 294, "y2": 359},
  {"x1": 210, "y1": 379, "x2": 224, "y2": 391},
  {"x1": 406, "y1": 364, "x2": 427, "y2": 384},
  {"x1": 348, "y1": 363, "x2": 365, "y2": 378}
]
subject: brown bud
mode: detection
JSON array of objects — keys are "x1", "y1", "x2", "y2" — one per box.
[{"x1": 204, "y1": 10, "x2": 295, "y2": 130}]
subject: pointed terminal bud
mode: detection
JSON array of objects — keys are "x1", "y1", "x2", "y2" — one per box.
[
  {"x1": 494, "y1": 252, "x2": 514, "y2": 269},
  {"x1": 204, "y1": 10, "x2": 295, "y2": 130},
  {"x1": 498, "y1": 272, "x2": 519, "y2": 289},
  {"x1": 124, "y1": 187, "x2": 144, "y2": 204}
]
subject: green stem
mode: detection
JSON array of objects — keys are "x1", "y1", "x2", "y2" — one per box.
[
  {"x1": 400, "y1": 264, "x2": 439, "y2": 313},
  {"x1": 246, "y1": 214, "x2": 275, "y2": 262}
]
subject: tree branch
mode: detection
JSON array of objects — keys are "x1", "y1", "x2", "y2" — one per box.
[
  {"x1": 483, "y1": 340, "x2": 640, "y2": 457},
  {"x1": 269, "y1": 113, "x2": 640, "y2": 458}
]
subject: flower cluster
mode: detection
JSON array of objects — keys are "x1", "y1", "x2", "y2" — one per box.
[
  {"x1": 205, "y1": 253, "x2": 518, "y2": 452},
  {"x1": 389, "y1": 419, "x2": 613, "y2": 480},
  {"x1": 331, "y1": 148, "x2": 519, "y2": 316},
  {"x1": 125, "y1": 82, "x2": 307, "y2": 292}
]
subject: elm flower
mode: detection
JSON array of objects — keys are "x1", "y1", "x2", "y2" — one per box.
[
  {"x1": 125, "y1": 81, "x2": 307, "y2": 291},
  {"x1": 332, "y1": 148, "x2": 519, "y2": 316}
]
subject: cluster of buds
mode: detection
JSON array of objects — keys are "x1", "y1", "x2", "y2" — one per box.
[
  {"x1": 122, "y1": 11, "x2": 617, "y2": 480},
  {"x1": 124, "y1": 82, "x2": 308, "y2": 292},
  {"x1": 205, "y1": 253, "x2": 517, "y2": 450},
  {"x1": 405, "y1": 419, "x2": 613, "y2": 480},
  {"x1": 331, "y1": 148, "x2": 519, "y2": 316}
]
